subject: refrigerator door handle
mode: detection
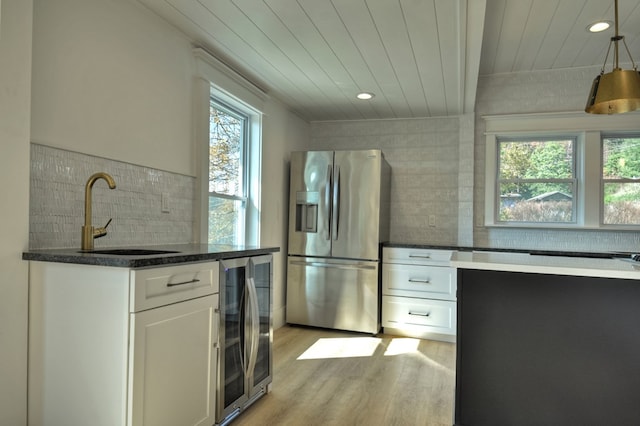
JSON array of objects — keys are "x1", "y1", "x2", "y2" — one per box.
[
  {"x1": 326, "y1": 165, "x2": 332, "y2": 240},
  {"x1": 332, "y1": 166, "x2": 340, "y2": 240},
  {"x1": 289, "y1": 260, "x2": 376, "y2": 271},
  {"x1": 245, "y1": 277, "x2": 260, "y2": 378}
]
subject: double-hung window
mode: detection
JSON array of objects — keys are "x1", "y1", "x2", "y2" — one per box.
[
  {"x1": 194, "y1": 48, "x2": 265, "y2": 246},
  {"x1": 208, "y1": 99, "x2": 248, "y2": 244},
  {"x1": 484, "y1": 112, "x2": 640, "y2": 230}
]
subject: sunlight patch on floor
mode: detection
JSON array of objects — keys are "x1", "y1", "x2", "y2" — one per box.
[
  {"x1": 384, "y1": 338, "x2": 455, "y2": 373},
  {"x1": 383, "y1": 338, "x2": 420, "y2": 356},
  {"x1": 297, "y1": 337, "x2": 382, "y2": 360}
]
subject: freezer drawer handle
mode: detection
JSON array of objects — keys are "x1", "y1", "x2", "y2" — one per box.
[
  {"x1": 166, "y1": 278, "x2": 200, "y2": 287},
  {"x1": 408, "y1": 311, "x2": 431, "y2": 317},
  {"x1": 409, "y1": 254, "x2": 431, "y2": 259},
  {"x1": 290, "y1": 260, "x2": 376, "y2": 270},
  {"x1": 408, "y1": 278, "x2": 431, "y2": 284}
]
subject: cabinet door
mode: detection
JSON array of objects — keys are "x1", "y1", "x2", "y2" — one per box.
[{"x1": 128, "y1": 294, "x2": 218, "y2": 426}]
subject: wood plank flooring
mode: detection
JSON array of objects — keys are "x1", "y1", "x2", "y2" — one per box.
[{"x1": 234, "y1": 325, "x2": 456, "y2": 426}]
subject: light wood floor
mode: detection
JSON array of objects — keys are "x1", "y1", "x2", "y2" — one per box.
[{"x1": 234, "y1": 325, "x2": 456, "y2": 426}]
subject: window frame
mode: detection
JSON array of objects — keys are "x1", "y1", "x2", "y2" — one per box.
[
  {"x1": 194, "y1": 48, "x2": 266, "y2": 246},
  {"x1": 484, "y1": 111, "x2": 640, "y2": 230},
  {"x1": 495, "y1": 136, "x2": 578, "y2": 224},
  {"x1": 600, "y1": 132, "x2": 640, "y2": 226}
]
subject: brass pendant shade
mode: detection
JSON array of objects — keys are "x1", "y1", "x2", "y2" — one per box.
[
  {"x1": 585, "y1": 0, "x2": 640, "y2": 115},
  {"x1": 585, "y1": 68, "x2": 640, "y2": 114}
]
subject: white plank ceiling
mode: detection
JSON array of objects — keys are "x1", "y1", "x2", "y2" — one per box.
[{"x1": 135, "y1": 0, "x2": 640, "y2": 121}]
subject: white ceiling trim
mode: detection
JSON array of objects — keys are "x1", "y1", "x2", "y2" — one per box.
[{"x1": 193, "y1": 47, "x2": 269, "y2": 113}]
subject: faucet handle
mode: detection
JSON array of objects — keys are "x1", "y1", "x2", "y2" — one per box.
[{"x1": 93, "y1": 218, "x2": 113, "y2": 239}]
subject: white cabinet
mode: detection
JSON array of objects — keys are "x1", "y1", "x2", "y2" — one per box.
[
  {"x1": 28, "y1": 261, "x2": 219, "y2": 426},
  {"x1": 129, "y1": 294, "x2": 217, "y2": 426},
  {"x1": 382, "y1": 247, "x2": 457, "y2": 342}
]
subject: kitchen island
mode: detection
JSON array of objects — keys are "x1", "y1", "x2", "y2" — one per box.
[{"x1": 451, "y1": 251, "x2": 640, "y2": 426}]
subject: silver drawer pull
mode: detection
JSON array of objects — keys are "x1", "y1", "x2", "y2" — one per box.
[
  {"x1": 289, "y1": 260, "x2": 376, "y2": 271},
  {"x1": 167, "y1": 278, "x2": 200, "y2": 287},
  {"x1": 408, "y1": 278, "x2": 430, "y2": 284},
  {"x1": 409, "y1": 254, "x2": 431, "y2": 259},
  {"x1": 409, "y1": 311, "x2": 430, "y2": 317}
]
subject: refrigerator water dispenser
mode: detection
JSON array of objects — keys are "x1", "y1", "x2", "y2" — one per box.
[{"x1": 295, "y1": 191, "x2": 319, "y2": 233}]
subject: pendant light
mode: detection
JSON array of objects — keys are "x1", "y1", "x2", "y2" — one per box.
[{"x1": 585, "y1": 0, "x2": 640, "y2": 114}]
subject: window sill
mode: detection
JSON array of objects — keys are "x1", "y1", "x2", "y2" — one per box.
[{"x1": 483, "y1": 223, "x2": 640, "y2": 231}]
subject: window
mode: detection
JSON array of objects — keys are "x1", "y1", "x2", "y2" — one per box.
[
  {"x1": 208, "y1": 99, "x2": 248, "y2": 244},
  {"x1": 602, "y1": 134, "x2": 640, "y2": 225},
  {"x1": 497, "y1": 137, "x2": 576, "y2": 223},
  {"x1": 194, "y1": 48, "x2": 265, "y2": 246},
  {"x1": 484, "y1": 112, "x2": 640, "y2": 230}
]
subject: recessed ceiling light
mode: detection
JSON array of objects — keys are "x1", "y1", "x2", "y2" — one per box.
[
  {"x1": 587, "y1": 21, "x2": 611, "y2": 32},
  {"x1": 356, "y1": 92, "x2": 374, "y2": 100}
]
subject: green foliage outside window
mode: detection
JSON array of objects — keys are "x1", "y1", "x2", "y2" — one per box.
[
  {"x1": 602, "y1": 136, "x2": 640, "y2": 224},
  {"x1": 498, "y1": 139, "x2": 574, "y2": 222},
  {"x1": 209, "y1": 101, "x2": 246, "y2": 244}
]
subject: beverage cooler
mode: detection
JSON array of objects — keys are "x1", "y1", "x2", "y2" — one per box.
[{"x1": 216, "y1": 255, "x2": 273, "y2": 426}]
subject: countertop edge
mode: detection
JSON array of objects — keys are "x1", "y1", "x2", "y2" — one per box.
[
  {"x1": 22, "y1": 245, "x2": 280, "y2": 268},
  {"x1": 451, "y1": 251, "x2": 640, "y2": 280},
  {"x1": 383, "y1": 242, "x2": 640, "y2": 279}
]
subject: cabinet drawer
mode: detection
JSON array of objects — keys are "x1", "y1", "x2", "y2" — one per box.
[
  {"x1": 383, "y1": 247, "x2": 453, "y2": 266},
  {"x1": 383, "y1": 264, "x2": 456, "y2": 300},
  {"x1": 130, "y1": 262, "x2": 219, "y2": 312},
  {"x1": 382, "y1": 296, "x2": 456, "y2": 335}
]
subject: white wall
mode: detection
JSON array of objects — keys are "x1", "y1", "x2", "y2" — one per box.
[
  {"x1": 31, "y1": 0, "x2": 195, "y2": 175},
  {"x1": 262, "y1": 100, "x2": 309, "y2": 327},
  {"x1": 0, "y1": 0, "x2": 32, "y2": 423}
]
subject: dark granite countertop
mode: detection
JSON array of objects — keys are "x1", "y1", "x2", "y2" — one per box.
[{"x1": 22, "y1": 244, "x2": 280, "y2": 268}]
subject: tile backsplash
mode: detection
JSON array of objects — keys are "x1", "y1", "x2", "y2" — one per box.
[{"x1": 30, "y1": 144, "x2": 195, "y2": 249}]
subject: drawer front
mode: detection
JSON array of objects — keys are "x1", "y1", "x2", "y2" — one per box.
[
  {"x1": 383, "y1": 264, "x2": 456, "y2": 300},
  {"x1": 383, "y1": 247, "x2": 453, "y2": 266},
  {"x1": 130, "y1": 261, "x2": 219, "y2": 312},
  {"x1": 382, "y1": 296, "x2": 456, "y2": 335}
]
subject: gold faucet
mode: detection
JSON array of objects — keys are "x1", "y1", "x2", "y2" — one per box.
[{"x1": 81, "y1": 172, "x2": 117, "y2": 250}]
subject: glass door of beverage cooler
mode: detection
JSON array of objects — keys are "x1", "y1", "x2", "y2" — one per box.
[
  {"x1": 217, "y1": 255, "x2": 273, "y2": 426},
  {"x1": 248, "y1": 255, "x2": 273, "y2": 396},
  {"x1": 218, "y1": 257, "x2": 249, "y2": 423}
]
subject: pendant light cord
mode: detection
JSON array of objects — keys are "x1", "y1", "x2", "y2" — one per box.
[
  {"x1": 614, "y1": 0, "x2": 619, "y2": 69},
  {"x1": 600, "y1": 0, "x2": 637, "y2": 73}
]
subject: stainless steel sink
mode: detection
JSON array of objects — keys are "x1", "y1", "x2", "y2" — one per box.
[{"x1": 79, "y1": 249, "x2": 180, "y2": 256}]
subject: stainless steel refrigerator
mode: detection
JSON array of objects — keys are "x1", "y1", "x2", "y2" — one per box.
[{"x1": 286, "y1": 150, "x2": 391, "y2": 334}]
